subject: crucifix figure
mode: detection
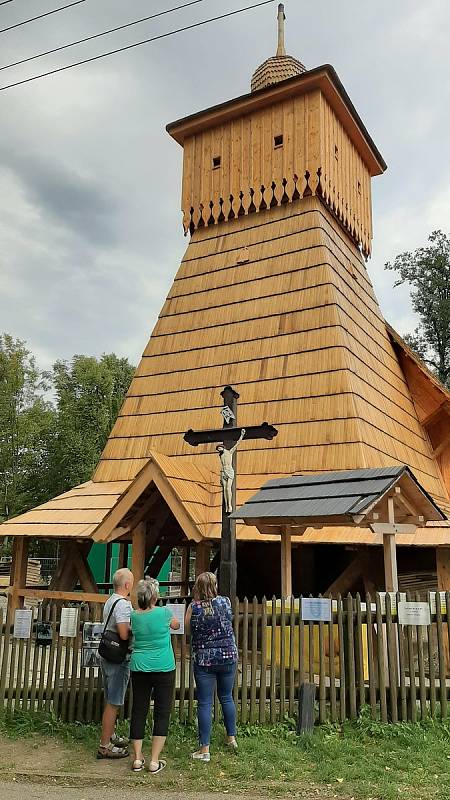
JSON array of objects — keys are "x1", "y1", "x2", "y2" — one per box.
[
  {"x1": 217, "y1": 428, "x2": 246, "y2": 514},
  {"x1": 184, "y1": 386, "x2": 277, "y2": 598}
]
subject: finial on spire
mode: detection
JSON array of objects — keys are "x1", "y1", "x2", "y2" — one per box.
[{"x1": 276, "y1": 3, "x2": 286, "y2": 57}]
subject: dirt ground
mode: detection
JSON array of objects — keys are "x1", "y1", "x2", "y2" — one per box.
[{"x1": 0, "y1": 736, "x2": 334, "y2": 800}]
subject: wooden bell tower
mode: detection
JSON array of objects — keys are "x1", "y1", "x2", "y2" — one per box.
[{"x1": 167, "y1": 3, "x2": 385, "y2": 257}]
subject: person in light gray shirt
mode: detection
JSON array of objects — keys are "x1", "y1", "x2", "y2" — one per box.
[{"x1": 97, "y1": 568, "x2": 134, "y2": 759}]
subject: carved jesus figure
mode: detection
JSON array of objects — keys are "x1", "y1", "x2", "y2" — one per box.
[{"x1": 216, "y1": 428, "x2": 246, "y2": 514}]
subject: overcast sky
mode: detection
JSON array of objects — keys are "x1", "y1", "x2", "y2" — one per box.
[{"x1": 1, "y1": 0, "x2": 450, "y2": 371}]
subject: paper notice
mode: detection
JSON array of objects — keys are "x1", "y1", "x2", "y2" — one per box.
[
  {"x1": 166, "y1": 602, "x2": 186, "y2": 635},
  {"x1": 398, "y1": 601, "x2": 431, "y2": 627},
  {"x1": 301, "y1": 597, "x2": 332, "y2": 623},
  {"x1": 60, "y1": 607, "x2": 79, "y2": 638},
  {"x1": 13, "y1": 609, "x2": 32, "y2": 639}
]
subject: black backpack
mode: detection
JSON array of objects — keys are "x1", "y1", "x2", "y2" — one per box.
[{"x1": 98, "y1": 598, "x2": 130, "y2": 664}]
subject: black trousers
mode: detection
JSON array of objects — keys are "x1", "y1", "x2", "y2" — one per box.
[{"x1": 130, "y1": 669, "x2": 175, "y2": 739}]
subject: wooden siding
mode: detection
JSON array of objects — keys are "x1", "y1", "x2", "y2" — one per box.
[
  {"x1": 93, "y1": 196, "x2": 449, "y2": 530},
  {"x1": 180, "y1": 90, "x2": 372, "y2": 255}
]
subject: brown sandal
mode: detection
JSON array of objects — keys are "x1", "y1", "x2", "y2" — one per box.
[{"x1": 96, "y1": 744, "x2": 129, "y2": 759}]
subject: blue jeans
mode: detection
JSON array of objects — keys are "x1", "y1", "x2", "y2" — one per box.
[{"x1": 194, "y1": 662, "x2": 237, "y2": 746}]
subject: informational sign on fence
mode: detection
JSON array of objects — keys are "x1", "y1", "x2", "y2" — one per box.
[
  {"x1": 81, "y1": 622, "x2": 103, "y2": 668},
  {"x1": 301, "y1": 597, "x2": 332, "y2": 623},
  {"x1": 166, "y1": 602, "x2": 186, "y2": 634},
  {"x1": 428, "y1": 592, "x2": 447, "y2": 615},
  {"x1": 13, "y1": 609, "x2": 32, "y2": 639},
  {"x1": 378, "y1": 592, "x2": 407, "y2": 615},
  {"x1": 60, "y1": 607, "x2": 79, "y2": 638},
  {"x1": 398, "y1": 601, "x2": 431, "y2": 627}
]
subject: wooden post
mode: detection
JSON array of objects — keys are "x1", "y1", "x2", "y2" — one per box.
[
  {"x1": 195, "y1": 541, "x2": 211, "y2": 578},
  {"x1": 436, "y1": 547, "x2": 450, "y2": 672},
  {"x1": 181, "y1": 544, "x2": 191, "y2": 595},
  {"x1": 8, "y1": 536, "x2": 29, "y2": 619},
  {"x1": 281, "y1": 527, "x2": 292, "y2": 598},
  {"x1": 383, "y1": 496, "x2": 398, "y2": 592},
  {"x1": 131, "y1": 522, "x2": 146, "y2": 603}
]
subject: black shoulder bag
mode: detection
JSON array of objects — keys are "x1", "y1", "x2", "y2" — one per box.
[{"x1": 98, "y1": 598, "x2": 129, "y2": 664}]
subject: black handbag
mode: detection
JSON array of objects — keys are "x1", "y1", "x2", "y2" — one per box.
[{"x1": 98, "y1": 598, "x2": 129, "y2": 664}]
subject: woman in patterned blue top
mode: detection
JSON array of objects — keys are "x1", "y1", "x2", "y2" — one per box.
[{"x1": 185, "y1": 572, "x2": 238, "y2": 762}]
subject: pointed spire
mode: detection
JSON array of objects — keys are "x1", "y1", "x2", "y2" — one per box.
[{"x1": 276, "y1": 3, "x2": 286, "y2": 57}]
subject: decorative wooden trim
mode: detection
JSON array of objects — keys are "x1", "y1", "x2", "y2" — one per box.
[{"x1": 183, "y1": 170, "x2": 370, "y2": 258}]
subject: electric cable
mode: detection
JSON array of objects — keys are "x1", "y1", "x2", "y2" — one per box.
[
  {"x1": 0, "y1": 1, "x2": 85, "y2": 35},
  {"x1": 0, "y1": 0, "x2": 275, "y2": 92},
  {"x1": 0, "y1": 0, "x2": 209, "y2": 71}
]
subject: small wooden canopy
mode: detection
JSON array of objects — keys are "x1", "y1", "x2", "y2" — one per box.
[
  {"x1": 232, "y1": 466, "x2": 446, "y2": 596},
  {"x1": 232, "y1": 466, "x2": 445, "y2": 532}
]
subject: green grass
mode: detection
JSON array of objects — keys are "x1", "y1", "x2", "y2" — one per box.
[{"x1": 1, "y1": 709, "x2": 450, "y2": 798}]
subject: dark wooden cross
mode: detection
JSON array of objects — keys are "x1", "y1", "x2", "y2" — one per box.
[{"x1": 184, "y1": 386, "x2": 277, "y2": 599}]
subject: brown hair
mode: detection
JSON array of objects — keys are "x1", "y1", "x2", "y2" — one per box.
[{"x1": 192, "y1": 571, "x2": 218, "y2": 601}]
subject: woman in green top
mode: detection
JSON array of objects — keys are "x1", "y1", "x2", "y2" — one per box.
[{"x1": 129, "y1": 577, "x2": 179, "y2": 772}]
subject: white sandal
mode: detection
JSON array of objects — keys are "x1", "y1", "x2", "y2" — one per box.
[
  {"x1": 131, "y1": 758, "x2": 145, "y2": 772},
  {"x1": 149, "y1": 759, "x2": 166, "y2": 773}
]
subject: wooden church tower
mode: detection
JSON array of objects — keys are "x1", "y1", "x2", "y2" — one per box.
[{"x1": 5, "y1": 4, "x2": 450, "y2": 601}]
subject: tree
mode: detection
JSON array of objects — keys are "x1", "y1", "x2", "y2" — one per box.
[
  {"x1": 0, "y1": 334, "x2": 55, "y2": 522},
  {"x1": 385, "y1": 230, "x2": 450, "y2": 387},
  {"x1": 47, "y1": 353, "x2": 135, "y2": 495}
]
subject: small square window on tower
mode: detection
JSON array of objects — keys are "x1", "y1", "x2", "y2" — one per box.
[
  {"x1": 334, "y1": 145, "x2": 339, "y2": 160},
  {"x1": 212, "y1": 155, "x2": 221, "y2": 169},
  {"x1": 357, "y1": 180, "x2": 362, "y2": 194},
  {"x1": 274, "y1": 134, "x2": 284, "y2": 148}
]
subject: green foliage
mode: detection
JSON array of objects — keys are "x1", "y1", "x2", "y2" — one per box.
[
  {"x1": 0, "y1": 335, "x2": 135, "y2": 555},
  {"x1": 0, "y1": 334, "x2": 55, "y2": 522},
  {"x1": 385, "y1": 230, "x2": 450, "y2": 386},
  {"x1": 47, "y1": 353, "x2": 135, "y2": 495}
]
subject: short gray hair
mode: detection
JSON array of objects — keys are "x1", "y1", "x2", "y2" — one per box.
[
  {"x1": 137, "y1": 577, "x2": 159, "y2": 609},
  {"x1": 112, "y1": 568, "x2": 133, "y2": 592}
]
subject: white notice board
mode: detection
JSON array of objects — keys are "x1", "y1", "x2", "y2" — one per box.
[
  {"x1": 166, "y1": 603, "x2": 186, "y2": 635},
  {"x1": 60, "y1": 607, "x2": 79, "y2": 638},
  {"x1": 398, "y1": 601, "x2": 431, "y2": 627},
  {"x1": 301, "y1": 597, "x2": 332, "y2": 623},
  {"x1": 13, "y1": 609, "x2": 33, "y2": 639}
]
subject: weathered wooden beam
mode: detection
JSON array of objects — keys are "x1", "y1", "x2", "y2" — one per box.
[
  {"x1": 146, "y1": 544, "x2": 172, "y2": 579},
  {"x1": 433, "y1": 431, "x2": 450, "y2": 459},
  {"x1": 325, "y1": 551, "x2": 368, "y2": 597},
  {"x1": 131, "y1": 522, "x2": 146, "y2": 597},
  {"x1": 195, "y1": 541, "x2": 211, "y2": 578},
  {"x1": 70, "y1": 543, "x2": 99, "y2": 594},
  {"x1": 436, "y1": 548, "x2": 450, "y2": 673},
  {"x1": 422, "y1": 401, "x2": 450, "y2": 428},
  {"x1": 281, "y1": 526, "x2": 292, "y2": 598},
  {"x1": 11, "y1": 588, "x2": 108, "y2": 603},
  {"x1": 8, "y1": 536, "x2": 29, "y2": 618},
  {"x1": 181, "y1": 544, "x2": 191, "y2": 594},
  {"x1": 383, "y1": 496, "x2": 398, "y2": 592}
]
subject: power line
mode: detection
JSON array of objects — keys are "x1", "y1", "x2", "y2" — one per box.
[
  {"x1": 0, "y1": 0, "x2": 275, "y2": 92},
  {"x1": 0, "y1": 0, "x2": 85, "y2": 34},
  {"x1": 0, "y1": 1, "x2": 14, "y2": 7},
  {"x1": 0, "y1": 0, "x2": 209, "y2": 71}
]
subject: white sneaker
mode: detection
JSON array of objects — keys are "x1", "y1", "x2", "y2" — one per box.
[{"x1": 192, "y1": 751, "x2": 211, "y2": 762}]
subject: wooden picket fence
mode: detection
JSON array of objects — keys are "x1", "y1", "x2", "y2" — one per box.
[{"x1": 0, "y1": 593, "x2": 449, "y2": 726}]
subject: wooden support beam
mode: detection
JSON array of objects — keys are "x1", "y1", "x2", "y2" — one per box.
[
  {"x1": 195, "y1": 541, "x2": 211, "y2": 578},
  {"x1": 325, "y1": 551, "x2": 368, "y2": 597},
  {"x1": 181, "y1": 545, "x2": 191, "y2": 595},
  {"x1": 118, "y1": 542, "x2": 128, "y2": 570},
  {"x1": 147, "y1": 544, "x2": 172, "y2": 579},
  {"x1": 131, "y1": 522, "x2": 146, "y2": 603},
  {"x1": 437, "y1": 548, "x2": 450, "y2": 672},
  {"x1": 8, "y1": 536, "x2": 29, "y2": 618},
  {"x1": 433, "y1": 431, "x2": 450, "y2": 459},
  {"x1": 383, "y1": 496, "x2": 398, "y2": 592},
  {"x1": 281, "y1": 527, "x2": 292, "y2": 598},
  {"x1": 11, "y1": 588, "x2": 108, "y2": 604},
  {"x1": 69, "y1": 543, "x2": 99, "y2": 594}
]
